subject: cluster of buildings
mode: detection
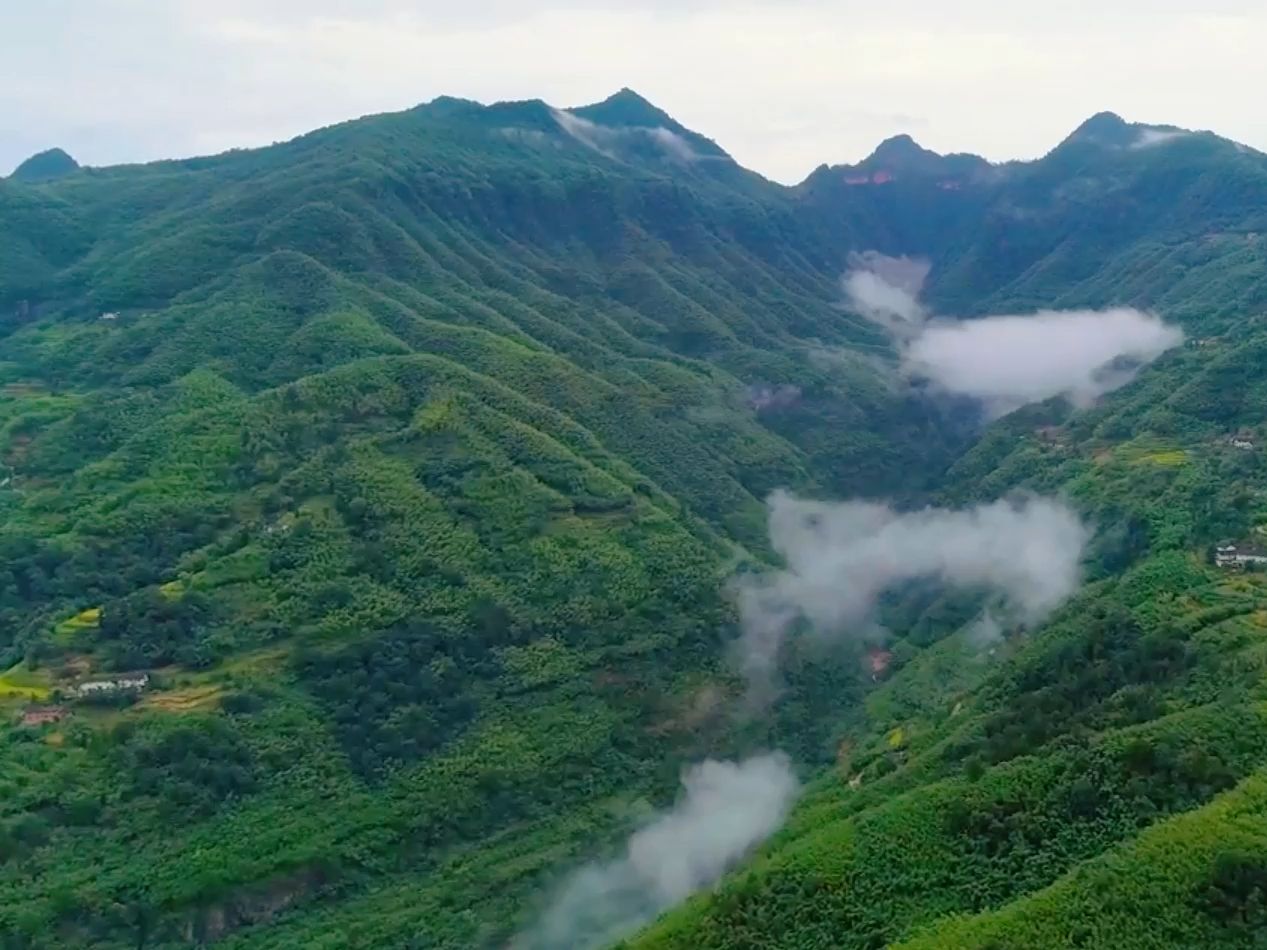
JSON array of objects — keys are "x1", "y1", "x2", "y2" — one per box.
[
  {"x1": 72, "y1": 672, "x2": 150, "y2": 697},
  {"x1": 16, "y1": 671, "x2": 152, "y2": 728}
]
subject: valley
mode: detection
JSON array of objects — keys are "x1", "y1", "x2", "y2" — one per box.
[{"x1": 3, "y1": 90, "x2": 1267, "y2": 949}]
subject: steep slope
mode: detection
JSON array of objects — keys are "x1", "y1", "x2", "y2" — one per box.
[
  {"x1": 630, "y1": 552, "x2": 1267, "y2": 948},
  {"x1": 0, "y1": 93, "x2": 970, "y2": 949},
  {"x1": 4, "y1": 97, "x2": 1267, "y2": 950},
  {"x1": 627, "y1": 120, "x2": 1267, "y2": 950},
  {"x1": 799, "y1": 117, "x2": 1267, "y2": 316},
  {"x1": 930, "y1": 117, "x2": 1267, "y2": 315}
]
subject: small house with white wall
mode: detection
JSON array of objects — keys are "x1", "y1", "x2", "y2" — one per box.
[
  {"x1": 1215, "y1": 542, "x2": 1267, "y2": 569},
  {"x1": 73, "y1": 672, "x2": 150, "y2": 697}
]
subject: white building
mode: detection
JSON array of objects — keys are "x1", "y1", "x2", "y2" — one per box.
[
  {"x1": 1215, "y1": 544, "x2": 1267, "y2": 568},
  {"x1": 74, "y1": 672, "x2": 149, "y2": 696}
]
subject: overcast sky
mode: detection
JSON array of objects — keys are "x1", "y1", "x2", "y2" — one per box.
[{"x1": 5, "y1": 1, "x2": 1267, "y2": 184}]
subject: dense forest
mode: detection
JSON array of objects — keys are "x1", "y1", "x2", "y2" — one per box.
[{"x1": 3, "y1": 90, "x2": 1267, "y2": 948}]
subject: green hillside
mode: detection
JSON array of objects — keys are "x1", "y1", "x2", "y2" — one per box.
[
  {"x1": 3, "y1": 90, "x2": 1267, "y2": 949},
  {"x1": 627, "y1": 116, "x2": 1267, "y2": 950}
]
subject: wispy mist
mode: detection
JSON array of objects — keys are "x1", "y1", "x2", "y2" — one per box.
[
  {"x1": 841, "y1": 250, "x2": 929, "y2": 336},
  {"x1": 1131, "y1": 127, "x2": 1190, "y2": 149},
  {"x1": 733, "y1": 491, "x2": 1087, "y2": 691},
  {"x1": 966, "y1": 610, "x2": 1005, "y2": 650},
  {"x1": 745, "y1": 381, "x2": 802, "y2": 412},
  {"x1": 552, "y1": 108, "x2": 701, "y2": 163},
  {"x1": 516, "y1": 753, "x2": 798, "y2": 950},
  {"x1": 842, "y1": 253, "x2": 1183, "y2": 415}
]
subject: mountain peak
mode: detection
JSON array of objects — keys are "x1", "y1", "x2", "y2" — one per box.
[
  {"x1": 10, "y1": 147, "x2": 79, "y2": 182},
  {"x1": 1065, "y1": 111, "x2": 1136, "y2": 147},
  {"x1": 567, "y1": 89, "x2": 731, "y2": 161},
  {"x1": 423, "y1": 94, "x2": 483, "y2": 114},
  {"x1": 833, "y1": 133, "x2": 988, "y2": 182},
  {"x1": 871, "y1": 133, "x2": 924, "y2": 156},
  {"x1": 606, "y1": 87, "x2": 657, "y2": 108},
  {"x1": 572, "y1": 88, "x2": 677, "y2": 131},
  {"x1": 866, "y1": 133, "x2": 942, "y2": 167},
  {"x1": 1077, "y1": 110, "x2": 1128, "y2": 131}
]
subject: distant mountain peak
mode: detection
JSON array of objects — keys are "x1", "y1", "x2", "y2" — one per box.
[
  {"x1": 871, "y1": 133, "x2": 926, "y2": 158},
  {"x1": 824, "y1": 133, "x2": 989, "y2": 185},
  {"x1": 423, "y1": 94, "x2": 483, "y2": 113},
  {"x1": 1076, "y1": 111, "x2": 1128, "y2": 132},
  {"x1": 863, "y1": 134, "x2": 949, "y2": 170},
  {"x1": 11, "y1": 147, "x2": 79, "y2": 182},
  {"x1": 606, "y1": 87, "x2": 657, "y2": 108},
  {"x1": 1064, "y1": 111, "x2": 1138, "y2": 148},
  {"x1": 572, "y1": 88, "x2": 678, "y2": 132},
  {"x1": 1058, "y1": 111, "x2": 1204, "y2": 154},
  {"x1": 567, "y1": 89, "x2": 731, "y2": 161}
]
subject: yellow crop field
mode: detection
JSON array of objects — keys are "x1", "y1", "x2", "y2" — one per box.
[{"x1": 0, "y1": 664, "x2": 52, "y2": 701}]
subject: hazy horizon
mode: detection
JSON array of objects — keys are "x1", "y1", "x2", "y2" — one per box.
[{"x1": 6, "y1": 1, "x2": 1267, "y2": 184}]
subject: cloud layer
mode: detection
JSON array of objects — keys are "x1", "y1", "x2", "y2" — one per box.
[
  {"x1": 517, "y1": 753, "x2": 798, "y2": 949},
  {"x1": 906, "y1": 307, "x2": 1184, "y2": 413},
  {"x1": 842, "y1": 253, "x2": 1183, "y2": 414},
  {"x1": 733, "y1": 491, "x2": 1087, "y2": 689}
]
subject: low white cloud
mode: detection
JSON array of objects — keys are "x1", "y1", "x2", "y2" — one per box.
[
  {"x1": 516, "y1": 753, "x2": 798, "y2": 949},
  {"x1": 842, "y1": 253, "x2": 1183, "y2": 415},
  {"x1": 734, "y1": 491, "x2": 1087, "y2": 690},
  {"x1": 906, "y1": 308, "x2": 1183, "y2": 413},
  {"x1": 966, "y1": 609, "x2": 1004, "y2": 649},
  {"x1": 841, "y1": 250, "x2": 929, "y2": 337}
]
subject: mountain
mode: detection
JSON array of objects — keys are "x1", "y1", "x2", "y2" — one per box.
[
  {"x1": 627, "y1": 119, "x2": 1267, "y2": 950},
  {"x1": 9, "y1": 147, "x2": 79, "y2": 182},
  {"x1": 2, "y1": 93, "x2": 1267, "y2": 949},
  {"x1": 0, "y1": 90, "x2": 961, "y2": 950},
  {"x1": 569, "y1": 88, "x2": 730, "y2": 157},
  {"x1": 830, "y1": 132, "x2": 992, "y2": 182}
]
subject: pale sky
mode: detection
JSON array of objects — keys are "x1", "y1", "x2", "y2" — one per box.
[{"x1": 5, "y1": 1, "x2": 1267, "y2": 184}]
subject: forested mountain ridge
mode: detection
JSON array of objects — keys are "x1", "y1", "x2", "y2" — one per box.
[
  {"x1": 0, "y1": 89, "x2": 968, "y2": 949},
  {"x1": 627, "y1": 117, "x2": 1267, "y2": 949},
  {"x1": 2, "y1": 90, "x2": 1267, "y2": 948}
]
